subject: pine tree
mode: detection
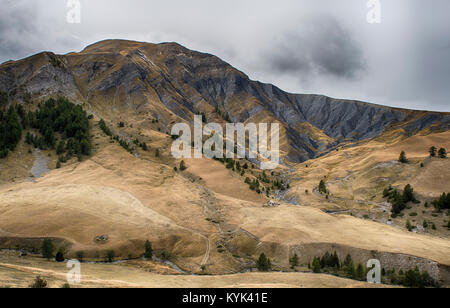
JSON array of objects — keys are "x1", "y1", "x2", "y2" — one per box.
[
  {"x1": 55, "y1": 249, "x2": 65, "y2": 262},
  {"x1": 438, "y1": 148, "x2": 447, "y2": 159},
  {"x1": 429, "y1": 146, "x2": 437, "y2": 157},
  {"x1": 144, "y1": 240, "x2": 153, "y2": 260},
  {"x1": 356, "y1": 264, "x2": 365, "y2": 280},
  {"x1": 312, "y1": 257, "x2": 322, "y2": 273},
  {"x1": 41, "y1": 239, "x2": 54, "y2": 260},
  {"x1": 318, "y1": 180, "x2": 327, "y2": 194},
  {"x1": 289, "y1": 253, "x2": 299, "y2": 269},
  {"x1": 343, "y1": 254, "x2": 355, "y2": 277},
  {"x1": 180, "y1": 160, "x2": 187, "y2": 171},
  {"x1": 256, "y1": 253, "x2": 271, "y2": 272},
  {"x1": 402, "y1": 184, "x2": 416, "y2": 203},
  {"x1": 399, "y1": 151, "x2": 408, "y2": 163},
  {"x1": 406, "y1": 220, "x2": 413, "y2": 232}
]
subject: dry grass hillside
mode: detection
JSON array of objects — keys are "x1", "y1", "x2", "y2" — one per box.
[
  {"x1": 0, "y1": 251, "x2": 390, "y2": 288},
  {"x1": 287, "y1": 131, "x2": 450, "y2": 238}
]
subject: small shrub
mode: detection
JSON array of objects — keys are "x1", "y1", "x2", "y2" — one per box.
[
  {"x1": 29, "y1": 276, "x2": 48, "y2": 288},
  {"x1": 256, "y1": 253, "x2": 271, "y2": 272}
]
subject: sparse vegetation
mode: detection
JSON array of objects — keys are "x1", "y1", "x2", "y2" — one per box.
[{"x1": 48, "y1": 53, "x2": 62, "y2": 67}]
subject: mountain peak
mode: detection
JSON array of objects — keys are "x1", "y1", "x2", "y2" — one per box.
[{"x1": 1, "y1": 40, "x2": 449, "y2": 162}]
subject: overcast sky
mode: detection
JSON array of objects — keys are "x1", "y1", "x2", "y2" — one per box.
[{"x1": 1, "y1": 0, "x2": 449, "y2": 111}]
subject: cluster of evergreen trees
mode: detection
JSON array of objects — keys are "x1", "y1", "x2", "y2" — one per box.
[
  {"x1": 431, "y1": 193, "x2": 450, "y2": 211},
  {"x1": 133, "y1": 138, "x2": 148, "y2": 151},
  {"x1": 0, "y1": 105, "x2": 23, "y2": 158},
  {"x1": 245, "y1": 177, "x2": 261, "y2": 193},
  {"x1": 99, "y1": 119, "x2": 112, "y2": 136},
  {"x1": 385, "y1": 267, "x2": 439, "y2": 288},
  {"x1": 310, "y1": 252, "x2": 366, "y2": 281},
  {"x1": 22, "y1": 98, "x2": 92, "y2": 164},
  {"x1": 41, "y1": 239, "x2": 65, "y2": 262},
  {"x1": 429, "y1": 146, "x2": 447, "y2": 159},
  {"x1": 214, "y1": 106, "x2": 231, "y2": 122},
  {"x1": 383, "y1": 184, "x2": 419, "y2": 216},
  {"x1": 214, "y1": 153, "x2": 285, "y2": 196},
  {"x1": 113, "y1": 135, "x2": 133, "y2": 153},
  {"x1": 309, "y1": 251, "x2": 438, "y2": 287}
]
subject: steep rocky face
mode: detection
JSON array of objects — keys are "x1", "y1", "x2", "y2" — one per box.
[{"x1": 1, "y1": 39, "x2": 449, "y2": 162}]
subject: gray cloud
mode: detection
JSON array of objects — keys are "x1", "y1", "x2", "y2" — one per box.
[
  {"x1": 0, "y1": 0, "x2": 39, "y2": 61},
  {"x1": 0, "y1": 0, "x2": 449, "y2": 111},
  {"x1": 263, "y1": 16, "x2": 365, "y2": 80}
]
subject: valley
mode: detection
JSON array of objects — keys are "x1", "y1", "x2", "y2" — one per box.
[{"x1": 0, "y1": 40, "x2": 449, "y2": 288}]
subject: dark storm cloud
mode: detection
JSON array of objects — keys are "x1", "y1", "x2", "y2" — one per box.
[{"x1": 264, "y1": 17, "x2": 365, "y2": 80}]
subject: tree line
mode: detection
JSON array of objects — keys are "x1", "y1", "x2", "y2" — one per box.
[{"x1": 309, "y1": 251, "x2": 438, "y2": 288}]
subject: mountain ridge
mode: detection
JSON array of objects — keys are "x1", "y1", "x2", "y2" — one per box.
[{"x1": 1, "y1": 39, "x2": 449, "y2": 162}]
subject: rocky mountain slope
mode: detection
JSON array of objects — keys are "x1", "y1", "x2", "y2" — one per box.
[
  {"x1": 0, "y1": 40, "x2": 449, "y2": 286},
  {"x1": 1, "y1": 39, "x2": 449, "y2": 162}
]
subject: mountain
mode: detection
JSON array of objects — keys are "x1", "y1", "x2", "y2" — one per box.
[
  {"x1": 0, "y1": 40, "x2": 449, "y2": 286},
  {"x1": 1, "y1": 39, "x2": 449, "y2": 162}
]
